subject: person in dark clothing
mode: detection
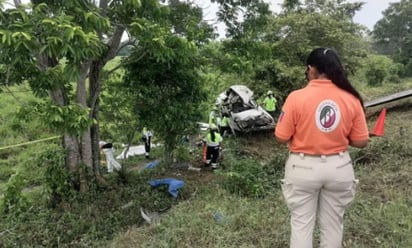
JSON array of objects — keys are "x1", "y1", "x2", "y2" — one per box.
[
  {"x1": 142, "y1": 127, "x2": 152, "y2": 159},
  {"x1": 203, "y1": 124, "x2": 223, "y2": 170}
]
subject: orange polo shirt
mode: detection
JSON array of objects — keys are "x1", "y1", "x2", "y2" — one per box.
[{"x1": 275, "y1": 79, "x2": 369, "y2": 155}]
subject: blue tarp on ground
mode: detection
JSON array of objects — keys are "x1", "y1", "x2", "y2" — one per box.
[
  {"x1": 144, "y1": 160, "x2": 161, "y2": 169},
  {"x1": 148, "y1": 178, "x2": 185, "y2": 198}
]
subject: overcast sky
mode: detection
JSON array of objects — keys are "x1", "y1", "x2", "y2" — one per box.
[
  {"x1": 4, "y1": 0, "x2": 397, "y2": 37},
  {"x1": 196, "y1": 0, "x2": 397, "y2": 37}
]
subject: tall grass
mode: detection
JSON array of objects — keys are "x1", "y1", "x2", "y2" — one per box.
[
  {"x1": 109, "y1": 132, "x2": 412, "y2": 247},
  {"x1": 0, "y1": 81, "x2": 411, "y2": 247},
  {"x1": 108, "y1": 84, "x2": 412, "y2": 248},
  {"x1": 0, "y1": 84, "x2": 58, "y2": 196}
]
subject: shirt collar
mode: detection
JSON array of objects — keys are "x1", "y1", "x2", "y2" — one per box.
[{"x1": 308, "y1": 79, "x2": 334, "y2": 87}]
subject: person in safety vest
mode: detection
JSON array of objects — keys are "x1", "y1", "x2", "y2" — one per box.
[
  {"x1": 142, "y1": 127, "x2": 153, "y2": 159},
  {"x1": 263, "y1": 90, "x2": 277, "y2": 118},
  {"x1": 220, "y1": 113, "x2": 231, "y2": 137},
  {"x1": 203, "y1": 124, "x2": 223, "y2": 170},
  {"x1": 209, "y1": 105, "x2": 220, "y2": 128}
]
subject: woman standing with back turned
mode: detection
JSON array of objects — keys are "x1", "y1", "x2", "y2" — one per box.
[{"x1": 275, "y1": 48, "x2": 369, "y2": 248}]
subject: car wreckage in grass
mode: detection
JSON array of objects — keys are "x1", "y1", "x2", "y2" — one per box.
[{"x1": 216, "y1": 85, "x2": 276, "y2": 134}]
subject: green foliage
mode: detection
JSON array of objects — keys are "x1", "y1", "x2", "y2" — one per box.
[
  {"x1": 0, "y1": 166, "x2": 184, "y2": 247},
  {"x1": 372, "y1": 0, "x2": 412, "y2": 74},
  {"x1": 219, "y1": 160, "x2": 269, "y2": 198},
  {"x1": 270, "y1": 7, "x2": 367, "y2": 74},
  {"x1": 40, "y1": 148, "x2": 77, "y2": 205},
  {"x1": 212, "y1": 0, "x2": 271, "y2": 38},
  {"x1": 219, "y1": 146, "x2": 286, "y2": 198},
  {"x1": 100, "y1": 69, "x2": 140, "y2": 145},
  {"x1": 1, "y1": 172, "x2": 28, "y2": 214},
  {"x1": 173, "y1": 144, "x2": 192, "y2": 163},
  {"x1": 405, "y1": 59, "x2": 412, "y2": 77},
  {"x1": 167, "y1": 0, "x2": 216, "y2": 43},
  {"x1": 0, "y1": 85, "x2": 58, "y2": 205},
  {"x1": 1, "y1": 1, "x2": 411, "y2": 247},
  {"x1": 0, "y1": 2, "x2": 108, "y2": 86},
  {"x1": 208, "y1": 0, "x2": 369, "y2": 104},
  {"x1": 18, "y1": 100, "x2": 93, "y2": 136},
  {"x1": 253, "y1": 60, "x2": 305, "y2": 105},
  {"x1": 351, "y1": 137, "x2": 412, "y2": 166},
  {"x1": 364, "y1": 55, "x2": 391, "y2": 86},
  {"x1": 124, "y1": 33, "x2": 207, "y2": 162}
]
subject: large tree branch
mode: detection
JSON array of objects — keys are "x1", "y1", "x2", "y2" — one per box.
[
  {"x1": 14, "y1": 0, "x2": 21, "y2": 7},
  {"x1": 106, "y1": 50, "x2": 147, "y2": 76},
  {"x1": 103, "y1": 25, "x2": 126, "y2": 63},
  {"x1": 118, "y1": 39, "x2": 135, "y2": 53},
  {"x1": 99, "y1": 0, "x2": 109, "y2": 9}
]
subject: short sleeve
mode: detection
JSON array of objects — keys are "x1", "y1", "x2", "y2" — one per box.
[
  {"x1": 349, "y1": 102, "x2": 369, "y2": 141},
  {"x1": 275, "y1": 93, "x2": 297, "y2": 140}
]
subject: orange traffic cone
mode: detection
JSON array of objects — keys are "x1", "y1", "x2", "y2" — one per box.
[
  {"x1": 370, "y1": 108, "x2": 386, "y2": 136},
  {"x1": 202, "y1": 144, "x2": 207, "y2": 164}
]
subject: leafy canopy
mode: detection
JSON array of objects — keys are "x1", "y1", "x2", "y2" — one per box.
[{"x1": 372, "y1": 0, "x2": 412, "y2": 75}]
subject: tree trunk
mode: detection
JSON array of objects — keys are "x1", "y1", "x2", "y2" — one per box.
[
  {"x1": 77, "y1": 63, "x2": 93, "y2": 169},
  {"x1": 13, "y1": 0, "x2": 21, "y2": 7},
  {"x1": 123, "y1": 131, "x2": 136, "y2": 160},
  {"x1": 89, "y1": 24, "x2": 125, "y2": 181},
  {"x1": 51, "y1": 88, "x2": 88, "y2": 192},
  {"x1": 89, "y1": 60, "x2": 104, "y2": 175},
  {"x1": 37, "y1": 53, "x2": 89, "y2": 191},
  {"x1": 63, "y1": 134, "x2": 80, "y2": 174},
  {"x1": 163, "y1": 143, "x2": 175, "y2": 165}
]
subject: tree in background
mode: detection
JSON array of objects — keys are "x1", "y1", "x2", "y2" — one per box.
[
  {"x1": 123, "y1": 28, "x2": 207, "y2": 163},
  {"x1": 168, "y1": 0, "x2": 217, "y2": 43},
  {"x1": 361, "y1": 54, "x2": 404, "y2": 86},
  {"x1": 0, "y1": 0, "x2": 170, "y2": 193},
  {"x1": 372, "y1": 0, "x2": 412, "y2": 76},
  {"x1": 208, "y1": 0, "x2": 368, "y2": 103},
  {"x1": 99, "y1": 0, "x2": 214, "y2": 162}
]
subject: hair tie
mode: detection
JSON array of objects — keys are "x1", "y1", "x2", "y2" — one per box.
[{"x1": 323, "y1": 48, "x2": 329, "y2": 55}]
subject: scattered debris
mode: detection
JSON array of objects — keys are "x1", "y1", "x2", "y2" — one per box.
[
  {"x1": 140, "y1": 207, "x2": 160, "y2": 225},
  {"x1": 143, "y1": 160, "x2": 161, "y2": 170},
  {"x1": 121, "y1": 201, "x2": 134, "y2": 210},
  {"x1": 148, "y1": 178, "x2": 185, "y2": 198},
  {"x1": 116, "y1": 144, "x2": 162, "y2": 159},
  {"x1": 188, "y1": 165, "x2": 201, "y2": 172}
]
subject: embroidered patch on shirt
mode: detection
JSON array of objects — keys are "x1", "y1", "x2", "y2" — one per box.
[{"x1": 315, "y1": 100, "x2": 340, "y2": 132}]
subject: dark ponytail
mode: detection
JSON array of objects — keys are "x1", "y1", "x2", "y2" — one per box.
[{"x1": 306, "y1": 48, "x2": 364, "y2": 107}]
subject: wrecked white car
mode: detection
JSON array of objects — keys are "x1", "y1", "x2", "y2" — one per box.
[{"x1": 216, "y1": 85, "x2": 275, "y2": 133}]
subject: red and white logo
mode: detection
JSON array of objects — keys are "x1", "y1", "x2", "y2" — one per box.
[{"x1": 315, "y1": 100, "x2": 340, "y2": 132}]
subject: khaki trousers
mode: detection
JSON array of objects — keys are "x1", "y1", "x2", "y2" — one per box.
[{"x1": 281, "y1": 151, "x2": 357, "y2": 248}]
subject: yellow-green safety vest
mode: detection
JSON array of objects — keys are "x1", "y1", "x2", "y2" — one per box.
[
  {"x1": 206, "y1": 132, "x2": 222, "y2": 147},
  {"x1": 221, "y1": 116, "x2": 230, "y2": 127},
  {"x1": 263, "y1": 96, "x2": 276, "y2": 111}
]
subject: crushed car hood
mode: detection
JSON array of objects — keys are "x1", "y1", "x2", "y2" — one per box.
[
  {"x1": 216, "y1": 85, "x2": 275, "y2": 133},
  {"x1": 228, "y1": 85, "x2": 254, "y2": 105}
]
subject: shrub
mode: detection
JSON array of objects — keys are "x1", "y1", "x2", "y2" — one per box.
[
  {"x1": 219, "y1": 151, "x2": 286, "y2": 198},
  {"x1": 39, "y1": 148, "x2": 77, "y2": 206},
  {"x1": 1, "y1": 172, "x2": 28, "y2": 214},
  {"x1": 364, "y1": 55, "x2": 391, "y2": 86}
]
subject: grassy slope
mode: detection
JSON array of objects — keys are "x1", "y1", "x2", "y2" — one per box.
[
  {"x1": 108, "y1": 82, "x2": 412, "y2": 248},
  {"x1": 0, "y1": 85, "x2": 58, "y2": 196},
  {"x1": 0, "y1": 80, "x2": 411, "y2": 247}
]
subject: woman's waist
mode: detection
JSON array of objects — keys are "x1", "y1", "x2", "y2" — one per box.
[{"x1": 288, "y1": 151, "x2": 350, "y2": 162}]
